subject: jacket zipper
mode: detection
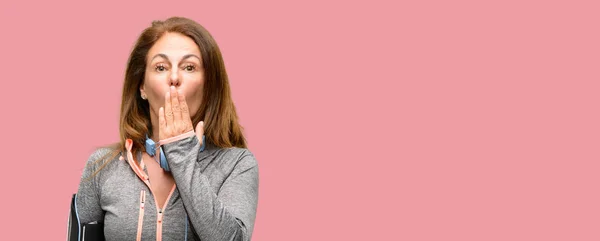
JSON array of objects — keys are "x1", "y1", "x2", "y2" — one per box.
[
  {"x1": 125, "y1": 140, "x2": 177, "y2": 241},
  {"x1": 138, "y1": 162, "x2": 175, "y2": 241},
  {"x1": 156, "y1": 185, "x2": 176, "y2": 241},
  {"x1": 136, "y1": 190, "x2": 146, "y2": 241}
]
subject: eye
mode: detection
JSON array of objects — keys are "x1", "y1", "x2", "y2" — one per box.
[
  {"x1": 183, "y1": 64, "x2": 197, "y2": 72},
  {"x1": 155, "y1": 64, "x2": 168, "y2": 72}
]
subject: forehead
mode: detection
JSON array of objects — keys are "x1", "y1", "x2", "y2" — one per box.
[{"x1": 148, "y1": 32, "x2": 201, "y2": 59}]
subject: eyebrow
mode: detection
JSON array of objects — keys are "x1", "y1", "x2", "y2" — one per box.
[{"x1": 150, "y1": 53, "x2": 201, "y2": 63}]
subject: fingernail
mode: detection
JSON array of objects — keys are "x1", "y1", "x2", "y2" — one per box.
[
  {"x1": 171, "y1": 86, "x2": 175, "y2": 91},
  {"x1": 200, "y1": 121, "x2": 204, "y2": 126}
]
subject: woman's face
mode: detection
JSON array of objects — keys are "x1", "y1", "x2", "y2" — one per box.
[{"x1": 141, "y1": 32, "x2": 204, "y2": 122}]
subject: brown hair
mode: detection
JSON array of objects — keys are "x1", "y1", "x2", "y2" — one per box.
[{"x1": 89, "y1": 17, "x2": 246, "y2": 174}]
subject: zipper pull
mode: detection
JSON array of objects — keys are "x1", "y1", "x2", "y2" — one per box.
[{"x1": 157, "y1": 209, "x2": 163, "y2": 224}]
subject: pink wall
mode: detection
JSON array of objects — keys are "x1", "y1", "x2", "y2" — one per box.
[{"x1": 0, "y1": 0, "x2": 599, "y2": 240}]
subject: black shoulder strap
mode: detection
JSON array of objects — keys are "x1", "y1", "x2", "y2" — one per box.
[{"x1": 67, "y1": 194, "x2": 105, "y2": 241}]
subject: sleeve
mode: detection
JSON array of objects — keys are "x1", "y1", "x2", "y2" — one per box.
[
  {"x1": 161, "y1": 134, "x2": 259, "y2": 241},
  {"x1": 75, "y1": 149, "x2": 107, "y2": 224}
]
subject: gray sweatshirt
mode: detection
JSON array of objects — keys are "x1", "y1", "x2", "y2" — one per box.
[{"x1": 75, "y1": 133, "x2": 259, "y2": 241}]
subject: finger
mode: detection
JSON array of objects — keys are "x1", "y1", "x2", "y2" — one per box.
[
  {"x1": 170, "y1": 86, "x2": 182, "y2": 127},
  {"x1": 195, "y1": 121, "x2": 205, "y2": 143},
  {"x1": 178, "y1": 89, "x2": 192, "y2": 131},
  {"x1": 165, "y1": 91, "x2": 173, "y2": 128},
  {"x1": 159, "y1": 107, "x2": 166, "y2": 139}
]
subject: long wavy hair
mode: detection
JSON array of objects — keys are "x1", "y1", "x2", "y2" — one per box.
[{"x1": 90, "y1": 17, "x2": 246, "y2": 174}]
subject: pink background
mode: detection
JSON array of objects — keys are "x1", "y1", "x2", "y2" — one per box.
[{"x1": 1, "y1": 0, "x2": 599, "y2": 240}]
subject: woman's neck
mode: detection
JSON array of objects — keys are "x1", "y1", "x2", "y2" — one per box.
[{"x1": 149, "y1": 108, "x2": 160, "y2": 142}]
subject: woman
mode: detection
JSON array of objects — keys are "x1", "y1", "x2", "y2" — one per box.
[{"x1": 74, "y1": 17, "x2": 259, "y2": 241}]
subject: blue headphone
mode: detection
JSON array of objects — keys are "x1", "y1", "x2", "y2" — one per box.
[{"x1": 145, "y1": 134, "x2": 206, "y2": 171}]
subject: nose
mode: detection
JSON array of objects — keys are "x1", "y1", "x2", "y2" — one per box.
[{"x1": 169, "y1": 69, "x2": 181, "y2": 87}]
